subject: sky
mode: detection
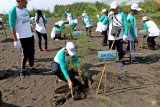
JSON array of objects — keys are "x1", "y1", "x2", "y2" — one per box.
[{"x1": 0, "y1": 0, "x2": 144, "y2": 13}]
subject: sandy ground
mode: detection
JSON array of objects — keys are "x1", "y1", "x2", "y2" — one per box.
[{"x1": 0, "y1": 17, "x2": 160, "y2": 107}]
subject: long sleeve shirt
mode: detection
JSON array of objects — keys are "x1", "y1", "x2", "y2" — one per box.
[
  {"x1": 127, "y1": 14, "x2": 137, "y2": 41},
  {"x1": 108, "y1": 11, "x2": 128, "y2": 40},
  {"x1": 54, "y1": 48, "x2": 80, "y2": 80}
]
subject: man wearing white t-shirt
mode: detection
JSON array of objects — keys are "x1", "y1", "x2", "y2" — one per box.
[
  {"x1": 108, "y1": 2, "x2": 128, "y2": 67},
  {"x1": 142, "y1": 16, "x2": 160, "y2": 50},
  {"x1": 9, "y1": 0, "x2": 36, "y2": 79}
]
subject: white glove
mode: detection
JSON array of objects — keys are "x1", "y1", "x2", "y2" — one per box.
[
  {"x1": 96, "y1": 14, "x2": 99, "y2": 18},
  {"x1": 123, "y1": 35, "x2": 128, "y2": 41},
  {"x1": 108, "y1": 11, "x2": 114, "y2": 18},
  {"x1": 14, "y1": 40, "x2": 21, "y2": 49}
]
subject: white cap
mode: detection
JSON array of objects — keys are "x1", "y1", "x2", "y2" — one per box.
[
  {"x1": 110, "y1": 2, "x2": 118, "y2": 9},
  {"x1": 55, "y1": 22, "x2": 58, "y2": 25},
  {"x1": 102, "y1": 9, "x2": 107, "y2": 13},
  {"x1": 66, "y1": 42, "x2": 76, "y2": 56},
  {"x1": 82, "y1": 13, "x2": 87, "y2": 17},
  {"x1": 131, "y1": 4, "x2": 141, "y2": 11},
  {"x1": 142, "y1": 16, "x2": 148, "y2": 21}
]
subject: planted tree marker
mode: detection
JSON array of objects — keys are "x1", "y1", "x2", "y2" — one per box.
[{"x1": 97, "y1": 50, "x2": 116, "y2": 61}]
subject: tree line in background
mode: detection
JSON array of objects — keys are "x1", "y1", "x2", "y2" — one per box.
[{"x1": 1, "y1": 0, "x2": 160, "y2": 26}]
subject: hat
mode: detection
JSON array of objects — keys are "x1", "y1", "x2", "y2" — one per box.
[
  {"x1": 82, "y1": 13, "x2": 87, "y2": 17},
  {"x1": 102, "y1": 9, "x2": 107, "y2": 13},
  {"x1": 131, "y1": 4, "x2": 141, "y2": 11},
  {"x1": 66, "y1": 42, "x2": 76, "y2": 56},
  {"x1": 142, "y1": 16, "x2": 148, "y2": 21},
  {"x1": 55, "y1": 22, "x2": 58, "y2": 25},
  {"x1": 110, "y1": 2, "x2": 118, "y2": 9}
]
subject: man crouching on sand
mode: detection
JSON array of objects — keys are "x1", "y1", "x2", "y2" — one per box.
[{"x1": 51, "y1": 42, "x2": 87, "y2": 99}]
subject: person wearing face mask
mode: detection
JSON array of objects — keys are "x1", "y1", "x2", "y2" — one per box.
[
  {"x1": 9, "y1": 0, "x2": 36, "y2": 79},
  {"x1": 108, "y1": 2, "x2": 128, "y2": 68},
  {"x1": 127, "y1": 4, "x2": 141, "y2": 63},
  {"x1": 142, "y1": 16, "x2": 160, "y2": 50},
  {"x1": 82, "y1": 13, "x2": 92, "y2": 37}
]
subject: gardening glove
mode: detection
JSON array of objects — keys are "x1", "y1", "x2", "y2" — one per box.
[
  {"x1": 14, "y1": 40, "x2": 21, "y2": 49},
  {"x1": 123, "y1": 35, "x2": 128, "y2": 41},
  {"x1": 108, "y1": 11, "x2": 114, "y2": 18}
]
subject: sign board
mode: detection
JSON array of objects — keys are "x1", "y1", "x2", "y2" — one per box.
[
  {"x1": 97, "y1": 50, "x2": 116, "y2": 61},
  {"x1": 72, "y1": 30, "x2": 83, "y2": 36}
]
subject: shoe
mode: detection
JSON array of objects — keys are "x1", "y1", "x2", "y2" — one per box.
[
  {"x1": 45, "y1": 49, "x2": 50, "y2": 52},
  {"x1": 118, "y1": 61, "x2": 124, "y2": 68},
  {"x1": 39, "y1": 49, "x2": 44, "y2": 52},
  {"x1": 19, "y1": 70, "x2": 26, "y2": 79},
  {"x1": 131, "y1": 60, "x2": 139, "y2": 64}
]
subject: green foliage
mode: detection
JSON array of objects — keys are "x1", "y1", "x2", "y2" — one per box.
[
  {"x1": 67, "y1": 57, "x2": 78, "y2": 72},
  {"x1": 77, "y1": 31, "x2": 91, "y2": 62},
  {"x1": 62, "y1": 25, "x2": 72, "y2": 39},
  {"x1": 2, "y1": 14, "x2": 8, "y2": 22},
  {"x1": 29, "y1": 9, "x2": 54, "y2": 18}
]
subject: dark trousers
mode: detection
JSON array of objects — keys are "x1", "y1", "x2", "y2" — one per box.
[
  {"x1": 109, "y1": 39, "x2": 124, "y2": 60},
  {"x1": 36, "y1": 31, "x2": 48, "y2": 50},
  {"x1": 20, "y1": 36, "x2": 35, "y2": 69},
  {"x1": 51, "y1": 61, "x2": 82, "y2": 88},
  {"x1": 147, "y1": 36, "x2": 157, "y2": 49},
  {"x1": 101, "y1": 30, "x2": 108, "y2": 45}
]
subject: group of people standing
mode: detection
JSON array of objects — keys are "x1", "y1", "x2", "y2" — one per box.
[{"x1": 96, "y1": 2, "x2": 160, "y2": 67}]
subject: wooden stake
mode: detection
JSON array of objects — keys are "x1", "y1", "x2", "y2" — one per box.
[
  {"x1": 96, "y1": 63, "x2": 106, "y2": 95},
  {"x1": 96, "y1": 34, "x2": 117, "y2": 95}
]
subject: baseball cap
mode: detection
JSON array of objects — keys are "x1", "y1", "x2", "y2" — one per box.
[
  {"x1": 142, "y1": 16, "x2": 148, "y2": 21},
  {"x1": 131, "y1": 4, "x2": 141, "y2": 11},
  {"x1": 66, "y1": 42, "x2": 76, "y2": 56},
  {"x1": 102, "y1": 9, "x2": 107, "y2": 13},
  {"x1": 110, "y1": 2, "x2": 118, "y2": 9}
]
